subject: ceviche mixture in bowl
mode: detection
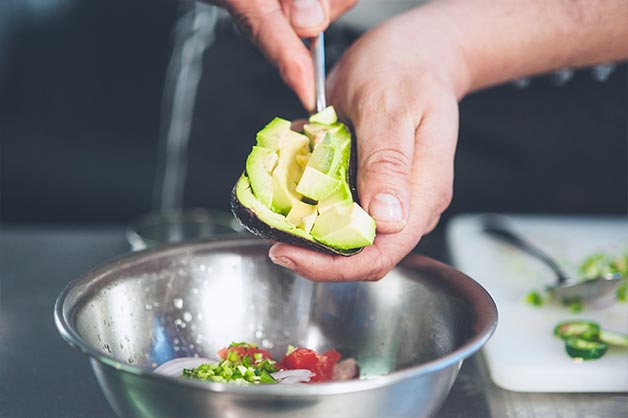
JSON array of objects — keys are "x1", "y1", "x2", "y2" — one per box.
[{"x1": 154, "y1": 342, "x2": 358, "y2": 384}]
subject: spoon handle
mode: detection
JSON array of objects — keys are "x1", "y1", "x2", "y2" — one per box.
[
  {"x1": 310, "y1": 32, "x2": 327, "y2": 112},
  {"x1": 482, "y1": 217, "x2": 570, "y2": 285}
]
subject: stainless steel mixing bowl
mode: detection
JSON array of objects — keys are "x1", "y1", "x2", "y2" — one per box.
[{"x1": 55, "y1": 239, "x2": 497, "y2": 418}]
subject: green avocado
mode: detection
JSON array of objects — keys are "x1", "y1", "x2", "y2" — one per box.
[{"x1": 232, "y1": 106, "x2": 376, "y2": 255}]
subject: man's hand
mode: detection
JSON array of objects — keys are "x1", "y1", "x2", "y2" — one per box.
[
  {"x1": 268, "y1": 11, "x2": 468, "y2": 281},
  {"x1": 212, "y1": 0, "x2": 357, "y2": 111}
]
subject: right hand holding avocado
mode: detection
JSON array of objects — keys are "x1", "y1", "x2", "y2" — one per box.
[{"x1": 268, "y1": 11, "x2": 464, "y2": 281}]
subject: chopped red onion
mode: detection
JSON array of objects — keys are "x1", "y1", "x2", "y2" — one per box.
[
  {"x1": 270, "y1": 369, "x2": 314, "y2": 384},
  {"x1": 332, "y1": 358, "x2": 359, "y2": 381},
  {"x1": 153, "y1": 357, "x2": 213, "y2": 377}
]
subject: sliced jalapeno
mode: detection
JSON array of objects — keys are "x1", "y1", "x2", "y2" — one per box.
[
  {"x1": 599, "y1": 330, "x2": 628, "y2": 348},
  {"x1": 564, "y1": 336, "x2": 608, "y2": 360},
  {"x1": 554, "y1": 321, "x2": 600, "y2": 341}
]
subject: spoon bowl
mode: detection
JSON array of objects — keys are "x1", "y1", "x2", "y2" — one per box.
[{"x1": 482, "y1": 216, "x2": 623, "y2": 302}]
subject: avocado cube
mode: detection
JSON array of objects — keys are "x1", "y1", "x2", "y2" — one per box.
[
  {"x1": 307, "y1": 137, "x2": 342, "y2": 175},
  {"x1": 311, "y1": 203, "x2": 376, "y2": 250},
  {"x1": 309, "y1": 106, "x2": 338, "y2": 125},
  {"x1": 256, "y1": 117, "x2": 291, "y2": 149},
  {"x1": 296, "y1": 166, "x2": 341, "y2": 202},
  {"x1": 286, "y1": 200, "x2": 318, "y2": 233}
]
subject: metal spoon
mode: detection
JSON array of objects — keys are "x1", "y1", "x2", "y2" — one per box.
[
  {"x1": 310, "y1": 32, "x2": 327, "y2": 112},
  {"x1": 482, "y1": 216, "x2": 623, "y2": 301}
]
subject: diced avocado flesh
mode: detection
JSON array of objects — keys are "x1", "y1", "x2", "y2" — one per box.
[
  {"x1": 252, "y1": 119, "x2": 309, "y2": 215},
  {"x1": 287, "y1": 200, "x2": 318, "y2": 233},
  {"x1": 236, "y1": 175, "x2": 310, "y2": 240},
  {"x1": 308, "y1": 139, "x2": 340, "y2": 175},
  {"x1": 296, "y1": 166, "x2": 341, "y2": 201},
  {"x1": 246, "y1": 146, "x2": 277, "y2": 208},
  {"x1": 318, "y1": 179, "x2": 352, "y2": 212},
  {"x1": 308, "y1": 106, "x2": 338, "y2": 125},
  {"x1": 311, "y1": 203, "x2": 376, "y2": 250},
  {"x1": 238, "y1": 106, "x2": 376, "y2": 251}
]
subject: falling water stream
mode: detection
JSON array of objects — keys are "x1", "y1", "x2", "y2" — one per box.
[{"x1": 153, "y1": 2, "x2": 218, "y2": 211}]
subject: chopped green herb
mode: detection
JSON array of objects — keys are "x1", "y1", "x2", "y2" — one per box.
[
  {"x1": 525, "y1": 290, "x2": 544, "y2": 307},
  {"x1": 182, "y1": 342, "x2": 278, "y2": 384},
  {"x1": 617, "y1": 280, "x2": 627, "y2": 302},
  {"x1": 561, "y1": 298, "x2": 583, "y2": 313}
]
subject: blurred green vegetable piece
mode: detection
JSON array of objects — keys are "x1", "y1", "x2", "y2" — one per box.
[{"x1": 183, "y1": 342, "x2": 277, "y2": 384}]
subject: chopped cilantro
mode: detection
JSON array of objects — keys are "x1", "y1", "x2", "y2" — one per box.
[
  {"x1": 525, "y1": 290, "x2": 544, "y2": 307},
  {"x1": 182, "y1": 342, "x2": 277, "y2": 384}
]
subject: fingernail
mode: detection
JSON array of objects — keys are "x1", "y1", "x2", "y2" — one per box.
[
  {"x1": 291, "y1": 0, "x2": 325, "y2": 28},
  {"x1": 270, "y1": 254, "x2": 294, "y2": 269},
  {"x1": 369, "y1": 193, "x2": 403, "y2": 223}
]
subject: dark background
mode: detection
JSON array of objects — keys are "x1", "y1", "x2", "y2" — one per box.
[{"x1": 1, "y1": 0, "x2": 626, "y2": 226}]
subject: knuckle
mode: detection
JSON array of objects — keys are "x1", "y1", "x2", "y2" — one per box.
[
  {"x1": 437, "y1": 186, "x2": 453, "y2": 213},
  {"x1": 364, "y1": 250, "x2": 395, "y2": 281},
  {"x1": 361, "y1": 148, "x2": 412, "y2": 180},
  {"x1": 232, "y1": 13, "x2": 255, "y2": 40},
  {"x1": 234, "y1": 7, "x2": 282, "y2": 47}
]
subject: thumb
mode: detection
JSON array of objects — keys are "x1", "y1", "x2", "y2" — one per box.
[
  {"x1": 354, "y1": 113, "x2": 415, "y2": 234},
  {"x1": 280, "y1": 0, "x2": 330, "y2": 38}
]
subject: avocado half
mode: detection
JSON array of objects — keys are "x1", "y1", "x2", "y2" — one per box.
[{"x1": 230, "y1": 106, "x2": 376, "y2": 256}]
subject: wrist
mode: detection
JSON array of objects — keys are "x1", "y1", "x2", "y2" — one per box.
[{"x1": 385, "y1": 5, "x2": 474, "y2": 100}]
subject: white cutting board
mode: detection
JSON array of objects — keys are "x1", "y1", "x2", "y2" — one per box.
[{"x1": 446, "y1": 214, "x2": 628, "y2": 393}]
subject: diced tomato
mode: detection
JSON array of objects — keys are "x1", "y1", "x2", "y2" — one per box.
[
  {"x1": 217, "y1": 345, "x2": 273, "y2": 362},
  {"x1": 279, "y1": 348, "x2": 341, "y2": 383}
]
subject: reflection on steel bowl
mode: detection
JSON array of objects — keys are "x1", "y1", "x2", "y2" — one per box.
[
  {"x1": 126, "y1": 208, "x2": 245, "y2": 251},
  {"x1": 54, "y1": 239, "x2": 497, "y2": 418}
]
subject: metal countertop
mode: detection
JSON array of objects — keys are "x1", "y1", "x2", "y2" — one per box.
[{"x1": 0, "y1": 226, "x2": 626, "y2": 418}]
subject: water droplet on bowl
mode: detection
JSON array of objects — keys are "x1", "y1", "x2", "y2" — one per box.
[
  {"x1": 191, "y1": 288, "x2": 199, "y2": 294},
  {"x1": 255, "y1": 330, "x2": 263, "y2": 338},
  {"x1": 183, "y1": 312, "x2": 192, "y2": 322},
  {"x1": 145, "y1": 304, "x2": 153, "y2": 310},
  {"x1": 173, "y1": 298, "x2": 184, "y2": 309},
  {"x1": 196, "y1": 313, "x2": 203, "y2": 321}
]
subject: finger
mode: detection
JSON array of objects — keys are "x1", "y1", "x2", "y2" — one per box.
[
  {"x1": 279, "y1": 0, "x2": 329, "y2": 38},
  {"x1": 329, "y1": 0, "x2": 358, "y2": 21},
  {"x1": 226, "y1": 1, "x2": 315, "y2": 110},
  {"x1": 406, "y1": 94, "x2": 459, "y2": 237},
  {"x1": 290, "y1": 118, "x2": 309, "y2": 131},
  {"x1": 268, "y1": 228, "x2": 418, "y2": 281},
  {"x1": 353, "y1": 101, "x2": 415, "y2": 234},
  {"x1": 278, "y1": 0, "x2": 357, "y2": 37}
]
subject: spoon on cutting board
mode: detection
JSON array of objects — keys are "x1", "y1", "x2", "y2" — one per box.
[{"x1": 482, "y1": 216, "x2": 623, "y2": 302}]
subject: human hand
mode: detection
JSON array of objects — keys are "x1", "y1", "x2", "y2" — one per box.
[
  {"x1": 268, "y1": 8, "x2": 471, "y2": 281},
  {"x1": 211, "y1": 0, "x2": 357, "y2": 110}
]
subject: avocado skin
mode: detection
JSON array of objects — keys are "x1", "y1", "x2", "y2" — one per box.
[{"x1": 230, "y1": 182, "x2": 362, "y2": 256}]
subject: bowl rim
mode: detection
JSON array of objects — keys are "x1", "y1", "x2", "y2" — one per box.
[{"x1": 54, "y1": 238, "x2": 497, "y2": 396}]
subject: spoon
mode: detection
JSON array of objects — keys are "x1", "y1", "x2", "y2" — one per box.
[
  {"x1": 482, "y1": 216, "x2": 623, "y2": 301},
  {"x1": 310, "y1": 32, "x2": 327, "y2": 112}
]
